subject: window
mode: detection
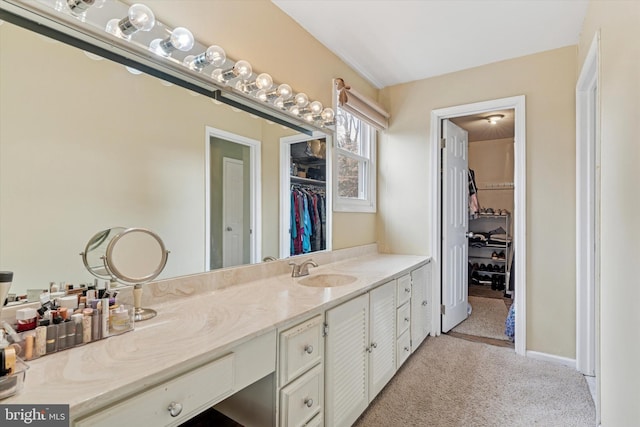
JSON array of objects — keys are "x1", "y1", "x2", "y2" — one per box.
[{"x1": 333, "y1": 106, "x2": 376, "y2": 212}]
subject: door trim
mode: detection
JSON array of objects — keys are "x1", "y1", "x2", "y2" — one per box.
[
  {"x1": 430, "y1": 95, "x2": 527, "y2": 356},
  {"x1": 205, "y1": 126, "x2": 261, "y2": 268}
]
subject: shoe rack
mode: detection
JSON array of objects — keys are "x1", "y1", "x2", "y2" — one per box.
[{"x1": 468, "y1": 213, "x2": 512, "y2": 296}]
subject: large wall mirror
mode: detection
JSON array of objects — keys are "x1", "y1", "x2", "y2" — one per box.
[{"x1": 0, "y1": 20, "x2": 331, "y2": 295}]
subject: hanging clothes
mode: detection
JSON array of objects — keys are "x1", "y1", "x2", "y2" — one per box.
[
  {"x1": 468, "y1": 169, "x2": 480, "y2": 218},
  {"x1": 290, "y1": 184, "x2": 326, "y2": 256}
]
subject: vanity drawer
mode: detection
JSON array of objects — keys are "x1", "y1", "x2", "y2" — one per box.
[
  {"x1": 396, "y1": 302, "x2": 411, "y2": 336},
  {"x1": 279, "y1": 314, "x2": 323, "y2": 385},
  {"x1": 75, "y1": 353, "x2": 234, "y2": 427},
  {"x1": 396, "y1": 274, "x2": 412, "y2": 307},
  {"x1": 280, "y1": 364, "x2": 323, "y2": 427},
  {"x1": 396, "y1": 330, "x2": 412, "y2": 369}
]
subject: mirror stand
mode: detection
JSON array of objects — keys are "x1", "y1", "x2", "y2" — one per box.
[{"x1": 133, "y1": 284, "x2": 157, "y2": 321}]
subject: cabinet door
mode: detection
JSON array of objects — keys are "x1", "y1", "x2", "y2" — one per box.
[
  {"x1": 411, "y1": 263, "x2": 432, "y2": 351},
  {"x1": 325, "y1": 293, "x2": 369, "y2": 427},
  {"x1": 369, "y1": 280, "x2": 397, "y2": 400}
]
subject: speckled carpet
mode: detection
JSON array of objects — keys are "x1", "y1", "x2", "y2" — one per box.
[
  {"x1": 452, "y1": 296, "x2": 509, "y2": 341},
  {"x1": 354, "y1": 335, "x2": 595, "y2": 427}
]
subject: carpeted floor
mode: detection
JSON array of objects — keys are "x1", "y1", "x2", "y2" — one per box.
[
  {"x1": 354, "y1": 335, "x2": 595, "y2": 427},
  {"x1": 451, "y1": 296, "x2": 509, "y2": 341}
]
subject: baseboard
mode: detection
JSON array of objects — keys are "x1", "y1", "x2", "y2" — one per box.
[{"x1": 526, "y1": 350, "x2": 576, "y2": 369}]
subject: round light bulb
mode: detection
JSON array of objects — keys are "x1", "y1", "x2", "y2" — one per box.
[
  {"x1": 128, "y1": 4, "x2": 155, "y2": 31},
  {"x1": 274, "y1": 97, "x2": 285, "y2": 109},
  {"x1": 321, "y1": 108, "x2": 335, "y2": 122},
  {"x1": 233, "y1": 60, "x2": 252, "y2": 80},
  {"x1": 211, "y1": 69, "x2": 224, "y2": 82},
  {"x1": 276, "y1": 84, "x2": 292, "y2": 100},
  {"x1": 256, "y1": 89, "x2": 268, "y2": 102},
  {"x1": 294, "y1": 93, "x2": 309, "y2": 108},
  {"x1": 255, "y1": 73, "x2": 273, "y2": 90},
  {"x1": 309, "y1": 101, "x2": 323, "y2": 115},
  {"x1": 170, "y1": 27, "x2": 194, "y2": 51},
  {"x1": 304, "y1": 112, "x2": 315, "y2": 122},
  {"x1": 204, "y1": 45, "x2": 226, "y2": 67},
  {"x1": 289, "y1": 106, "x2": 300, "y2": 116},
  {"x1": 106, "y1": 3, "x2": 155, "y2": 38}
]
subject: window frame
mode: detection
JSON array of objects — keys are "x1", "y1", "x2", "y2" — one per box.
[{"x1": 332, "y1": 106, "x2": 377, "y2": 213}]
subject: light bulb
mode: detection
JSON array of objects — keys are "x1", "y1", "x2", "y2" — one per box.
[
  {"x1": 276, "y1": 84, "x2": 292, "y2": 100},
  {"x1": 106, "y1": 4, "x2": 155, "y2": 39},
  {"x1": 66, "y1": 0, "x2": 104, "y2": 15},
  {"x1": 289, "y1": 106, "x2": 300, "y2": 116},
  {"x1": 149, "y1": 27, "x2": 194, "y2": 57},
  {"x1": 256, "y1": 89, "x2": 268, "y2": 102},
  {"x1": 294, "y1": 93, "x2": 309, "y2": 108},
  {"x1": 274, "y1": 97, "x2": 285, "y2": 109},
  {"x1": 309, "y1": 101, "x2": 323, "y2": 115},
  {"x1": 126, "y1": 66, "x2": 142, "y2": 75},
  {"x1": 255, "y1": 73, "x2": 273, "y2": 90},
  {"x1": 211, "y1": 68, "x2": 224, "y2": 82},
  {"x1": 233, "y1": 60, "x2": 253, "y2": 80},
  {"x1": 304, "y1": 112, "x2": 315, "y2": 122},
  {"x1": 321, "y1": 108, "x2": 335, "y2": 122},
  {"x1": 184, "y1": 45, "x2": 226, "y2": 71}
]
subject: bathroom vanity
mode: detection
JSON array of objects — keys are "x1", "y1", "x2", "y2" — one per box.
[{"x1": 2, "y1": 246, "x2": 432, "y2": 426}]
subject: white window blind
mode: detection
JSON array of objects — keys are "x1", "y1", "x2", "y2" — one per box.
[{"x1": 335, "y1": 78, "x2": 390, "y2": 131}]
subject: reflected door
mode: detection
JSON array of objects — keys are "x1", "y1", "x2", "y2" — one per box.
[{"x1": 222, "y1": 157, "x2": 244, "y2": 267}]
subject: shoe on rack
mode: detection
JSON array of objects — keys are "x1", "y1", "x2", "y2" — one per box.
[
  {"x1": 498, "y1": 251, "x2": 505, "y2": 259},
  {"x1": 491, "y1": 251, "x2": 498, "y2": 260}
]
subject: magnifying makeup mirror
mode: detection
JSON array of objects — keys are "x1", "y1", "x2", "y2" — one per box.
[{"x1": 81, "y1": 227, "x2": 169, "y2": 321}]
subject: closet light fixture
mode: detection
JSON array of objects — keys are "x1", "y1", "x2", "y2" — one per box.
[
  {"x1": 149, "y1": 26, "x2": 194, "y2": 57},
  {"x1": 183, "y1": 45, "x2": 226, "y2": 71},
  {"x1": 487, "y1": 114, "x2": 504, "y2": 125},
  {"x1": 105, "y1": 3, "x2": 155, "y2": 39}
]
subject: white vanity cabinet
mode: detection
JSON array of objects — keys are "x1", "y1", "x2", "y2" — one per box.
[
  {"x1": 278, "y1": 314, "x2": 324, "y2": 426},
  {"x1": 73, "y1": 330, "x2": 276, "y2": 427},
  {"x1": 324, "y1": 280, "x2": 396, "y2": 427},
  {"x1": 410, "y1": 261, "x2": 432, "y2": 352}
]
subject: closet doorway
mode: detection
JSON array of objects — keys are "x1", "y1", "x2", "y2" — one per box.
[
  {"x1": 431, "y1": 96, "x2": 527, "y2": 356},
  {"x1": 279, "y1": 132, "x2": 332, "y2": 259}
]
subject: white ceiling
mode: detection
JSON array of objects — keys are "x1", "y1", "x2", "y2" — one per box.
[{"x1": 272, "y1": 0, "x2": 589, "y2": 89}]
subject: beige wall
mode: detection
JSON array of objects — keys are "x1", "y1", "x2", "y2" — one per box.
[
  {"x1": 578, "y1": 1, "x2": 640, "y2": 424},
  {"x1": 379, "y1": 47, "x2": 578, "y2": 357}
]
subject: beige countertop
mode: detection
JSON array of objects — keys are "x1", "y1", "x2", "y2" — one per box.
[{"x1": 3, "y1": 251, "x2": 428, "y2": 419}]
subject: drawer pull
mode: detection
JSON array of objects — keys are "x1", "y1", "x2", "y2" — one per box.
[
  {"x1": 304, "y1": 344, "x2": 314, "y2": 354},
  {"x1": 304, "y1": 398, "x2": 314, "y2": 408},
  {"x1": 404, "y1": 317, "x2": 410, "y2": 322},
  {"x1": 371, "y1": 342, "x2": 377, "y2": 349},
  {"x1": 167, "y1": 401, "x2": 183, "y2": 417},
  {"x1": 422, "y1": 300, "x2": 428, "y2": 306},
  {"x1": 404, "y1": 287, "x2": 411, "y2": 293},
  {"x1": 404, "y1": 346, "x2": 410, "y2": 352}
]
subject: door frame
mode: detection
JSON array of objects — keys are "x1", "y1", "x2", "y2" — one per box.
[
  {"x1": 205, "y1": 126, "x2": 261, "y2": 269},
  {"x1": 279, "y1": 131, "x2": 332, "y2": 259},
  {"x1": 576, "y1": 31, "x2": 600, "y2": 420},
  {"x1": 430, "y1": 95, "x2": 527, "y2": 356}
]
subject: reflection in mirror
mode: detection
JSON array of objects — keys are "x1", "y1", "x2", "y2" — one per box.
[{"x1": 0, "y1": 21, "x2": 309, "y2": 295}]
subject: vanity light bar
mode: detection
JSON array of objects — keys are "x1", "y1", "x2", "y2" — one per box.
[{"x1": 0, "y1": 0, "x2": 333, "y2": 135}]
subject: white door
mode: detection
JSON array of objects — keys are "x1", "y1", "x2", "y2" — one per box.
[
  {"x1": 325, "y1": 293, "x2": 369, "y2": 427},
  {"x1": 222, "y1": 157, "x2": 244, "y2": 267},
  {"x1": 368, "y1": 281, "x2": 396, "y2": 400},
  {"x1": 441, "y1": 119, "x2": 469, "y2": 332}
]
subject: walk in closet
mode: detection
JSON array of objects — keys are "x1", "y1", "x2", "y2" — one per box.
[{"x1": 289, "y1": 139, "x2": 327, "y2": 256}]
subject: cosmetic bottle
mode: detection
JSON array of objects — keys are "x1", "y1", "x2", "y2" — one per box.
[
  {"x1": 91, "y1": 309, "x2": 100, "y2": 341},
  {"x1": 72, "y1": 314, "x2": 83, "y2": 346},
  {"x1": 35, "y1": 325, "x2": 47, "y2": 357},
  {"x1": 24, "y1": 335, "x2": 34, "y2": 361},
  {"x1": 82, "y1": 311, "x2": 92, "y2": 344},
  {"x1": 55, "y1": 315, "x2": 67, "y2": 351},
  {"x1": 65, "y1": 320, "x2": 76, "y2": 349}
]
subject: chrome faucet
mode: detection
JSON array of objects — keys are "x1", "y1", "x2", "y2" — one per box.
[{"x1": 289, "y1": 259, "x2": 318, "y2": 277}]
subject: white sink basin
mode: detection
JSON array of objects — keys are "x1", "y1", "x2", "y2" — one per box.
[{"x1": 298, "y1": 273, "x2": 357, "y2": 288}]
